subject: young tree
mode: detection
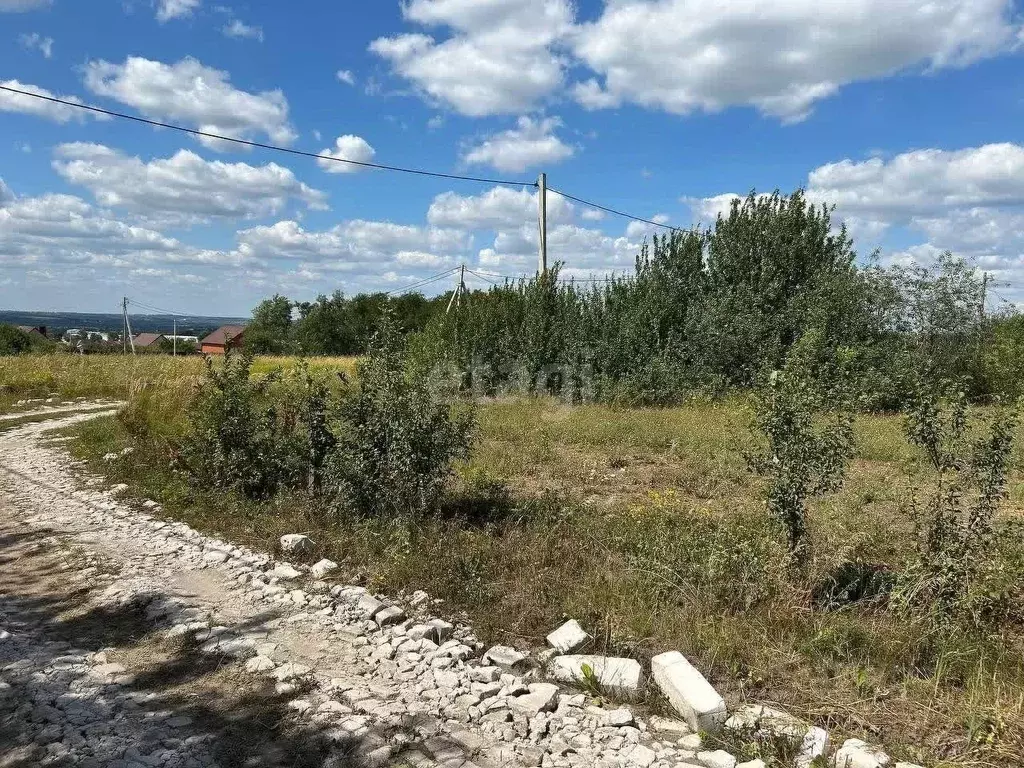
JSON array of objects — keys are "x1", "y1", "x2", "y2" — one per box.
[
  {"x1": 748, "y1": 333, "x2": 856, "y2": 565},
  {"x1": 900, "y1": 382, "x2": 1019, "y2": 626},
  {"x1": 697, "y1": 190, "x2": 860, "y2": 385}
]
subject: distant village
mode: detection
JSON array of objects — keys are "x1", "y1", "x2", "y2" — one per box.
[{"x1": 7, "y1": 324, "x2": 246, "y2": 355}]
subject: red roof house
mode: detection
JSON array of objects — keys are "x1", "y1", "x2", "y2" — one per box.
[{"x1": 200, "y1": 325, "x2": 246, "y2": 355}]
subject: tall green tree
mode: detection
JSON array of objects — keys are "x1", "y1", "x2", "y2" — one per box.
[
  {"x1": 696, "y1": 190, "x2": 859, "y2": 385},
  {"x1": 294, "y1": 292, "x2": 358, "y2": 355},
  {"x1": 246, "y1": 294, "x2": 294, "y2": 354}
]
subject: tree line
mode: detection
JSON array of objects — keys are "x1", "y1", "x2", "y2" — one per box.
[
  {"x1": 245, "y1": 291, "x2": 447, "y2": 356},
  {"x1": 236, "y1": 189, "x2": 1023, "y2": 407},
  {"x1": 418, "y1": 191, "x2": 1021, "y2": 407}
]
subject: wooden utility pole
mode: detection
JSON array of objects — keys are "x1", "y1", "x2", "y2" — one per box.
[
  {"x1": 123, "y1": 299, "x2": 136, "y2": 355},
  {"x1": 980, "y1": 272, "x2": 989, "y2": 325},
  {"x1": 446, "y1": 264, "x2": 467, "y2": 315},
  {"x1": 537, "y1": 172, "x2": 547, "y2": 275},
  {"x1": 122, "y1": 297, "x2": 128, "y2": 354},
  {"x1": 173, "y1": 317, "x2": 177, "y2": 357}
]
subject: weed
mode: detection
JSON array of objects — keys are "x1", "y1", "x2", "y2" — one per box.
[{"x1": 897, "y1": 383, "x2": 1023, "y2": 629}]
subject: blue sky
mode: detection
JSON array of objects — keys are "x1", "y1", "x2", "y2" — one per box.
[{"x1": 2, "y1": 0, "x2": 1024, "y2": 316}]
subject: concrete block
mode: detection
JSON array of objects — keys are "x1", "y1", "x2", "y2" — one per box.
[
  {"x1": 547, "y1": 654, "x2": 642, "y2": 699},
  {"x1": 650, "y1": 651, "x2": 726, "y2": 732},
  {"x1": 546, "y1": 620, "x2": 591, "y2": 653},
  {"x1": 832, "y1": 739, "x2": 891, "y2": 768},
  {"x1": 279, "y1": 534, "x2": 314, "y2": 554}
]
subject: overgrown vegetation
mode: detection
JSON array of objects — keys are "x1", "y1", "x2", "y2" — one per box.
[
  {"x1": 0, "y1": 323, "x2": 53, "y2": 355},
  {"x1": 418, "y1": 193, "x2": 1004, "y2": 409},
  {"x1": 4, "y1": 187, "x2": 1024, "y2": 766},
  {"x1": 174, "y1": 313, "x2": 474, "y2": 516},
  {"x1": 66, "y1": 388, "x2": 1024, "y2": 766},
  {"x1": 244, "y1": 291, "x2": 446, "y2": 356}
]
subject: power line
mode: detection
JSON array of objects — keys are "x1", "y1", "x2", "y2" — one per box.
[
  {"x1": 385, "y1": 267, "x2": 461, "y2": 296},
  {"x1": 547, "y1": 186, "x2": 683, "y2": 232},
  {"x1": 0, "y1": 84, "x2": 531, "y2": 187},
  {"x1": 463, "y1": 268, "x2": 502, "y2": 286},
  {"x1": 467, "y1": 268, "x2": 629, "y2": 284},
  {"x1": 126, "y1": 298, "x2": 192, "y2": 316},
  {"x1": 988, "y1": 288, "x2": 1017, "y2": 307}
]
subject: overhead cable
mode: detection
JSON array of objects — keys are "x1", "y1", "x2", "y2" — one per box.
[{"x1": 0, "y1": 84, "x2": 531, "y2": 186}]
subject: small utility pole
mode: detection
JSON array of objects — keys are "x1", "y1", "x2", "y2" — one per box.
[
  {"x1": 172, "y1": 317, "x2": 177, "y2": 357},
  {"x1": 980, "y1": 272, "x2": 989, "y2": 325},
  {"x1": 124, "y1": 299, "x2": 136, "y2": 356},
  {"x1": 537, "y1": 172, "x2": 548, "y2": 275},
  {"x1": 122, "y1": 297, "x2": 128, "y2": 354},
  {"x1": 446, "y1": 264, "x2": 467, "y2": 315}
]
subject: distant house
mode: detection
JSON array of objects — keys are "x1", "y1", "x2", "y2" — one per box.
[
  {"x1": 132, "y1": 332, "x2": 166, "y2": 349},
  {"x1": 64, "y1": 329, "x2": 109, "y2": 343},
  {"x1": 17, "y1": 325, "x2": 47, "y2": 337},
  {"x1": 200, "y1": 325, "x2": 246, "y2": 355}
]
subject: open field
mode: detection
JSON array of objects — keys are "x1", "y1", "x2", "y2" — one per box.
[
  {"x1": 0, "y1": 353, "x2": 358, "y2": 414},
  {"x1": 1, "y1": 353, "x2": 1021, "y2": 766}
]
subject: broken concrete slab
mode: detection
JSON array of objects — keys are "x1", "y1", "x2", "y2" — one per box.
[
  {"x1": 545, "y1": 619, "x2": 590, "y2": 654},
  {"x1": 547, "y1": 654, "x2": 642, "y2": 699},
  {"x1": 650, "y1": 651, "x2": 726, "y2": 732}
]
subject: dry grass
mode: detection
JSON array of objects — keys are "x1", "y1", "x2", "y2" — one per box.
[{"x1": 0, "y1": 354, "x2": 358, "y2": 413}]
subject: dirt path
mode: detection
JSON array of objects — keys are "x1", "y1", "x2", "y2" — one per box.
[
  {"x1": 0, "y1": 401, "x2": 123, "y2": 423},
  {"x1": 0, "y1": 409, "x2": 717, "y2": 768}
]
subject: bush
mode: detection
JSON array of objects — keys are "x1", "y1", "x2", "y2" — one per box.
[
  {"x1": 176, "y1": 351, "x2": 303, "y2": 499},
  {"x1": 896, "y1": 383, "x2": 1023, "y2": 628},
  {"x1": 0, "y1": 325, "x2": 47, "y2": 355},
  {"x1": 330, "y1": 310, "x2": 475, "y2": 517}
]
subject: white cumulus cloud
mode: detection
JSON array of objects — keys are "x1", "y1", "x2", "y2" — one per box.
[
  {"x1": 83, "y1": 56, "x2": 296, "y2": 150},
  {"x1": 625, "y1": 214, "x2": 670, "y2": 240},
  {"x1": 52, "y1": 143, "x2": 327, "y2": 227},
  {"x1": 0, "y1": 187, "x2": 223, "y2": 271},
  {"x1": 223, "y1": 19, "x2": 263, "y2": 42},
  {"x1": 156, "y1": 0, "x2": 200, "y2": 23},
  {"x1": 0, "y1": 79, "x2": 100, "y2": 123},
  {"x1": 19, "y1": 32, "x2": 52, "y2": 58},
  {"x1": 427, "y1": 186, "x2": 573, "y2": 230},
  {"x1": 461, "y1": 116, "x2": 574, "y2": 172},
  {"x1": 370, "y1": 0, "x2": 574, "y2": 116},
  {"x1": 0, "y1": 0, "x2": 51, "y2": 9},
  {"x1": 316, "y1": 135, "x2": 376, "y2": 173},
  {"x1": 572, "y1": 0, "x2": 1022, "y2": 122},
  {"x1": 807, "y1": 143, "x2": 1024, "y2": 217},
  {"x1": 232, "y1": 219, "x2": 470, "y2": 270}
]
